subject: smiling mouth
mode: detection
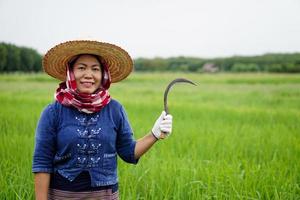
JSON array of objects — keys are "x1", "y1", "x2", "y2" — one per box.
[{"x1": 80, "y1": 82, "x2": 94, "y2": 88}]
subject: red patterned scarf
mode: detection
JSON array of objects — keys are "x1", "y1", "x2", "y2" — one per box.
[{"x1": 55, "y1": 61, "x2": 111, "y2": 114}]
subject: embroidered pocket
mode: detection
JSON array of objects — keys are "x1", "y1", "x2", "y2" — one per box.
[
  {"x1": 53, "y1": 153, "x2": 72, "y2": 164},
  {"x1": 102, "y1": 153, "x2": 117, "y2": 173}
]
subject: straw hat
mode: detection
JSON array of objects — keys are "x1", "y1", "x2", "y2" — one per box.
[{"x1": 43, "y1": 40, "x2": 133, "y2": 83}]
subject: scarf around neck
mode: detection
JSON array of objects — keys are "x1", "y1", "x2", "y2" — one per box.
[{"x1": 55, "y1": 61, "x2": 111, "y2": 114}]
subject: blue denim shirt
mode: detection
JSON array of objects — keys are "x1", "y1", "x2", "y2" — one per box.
[{"x1": 32, "y1": 99, "x2": 138, "y2": 187}]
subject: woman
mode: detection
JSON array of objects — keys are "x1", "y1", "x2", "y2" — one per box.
[{"x1": 32, "y1": 40, "x2": 173, "y2": 200}]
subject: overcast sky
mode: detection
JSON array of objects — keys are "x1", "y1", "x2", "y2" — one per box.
[{"x1": 0, "y1": 0, "x2": 300, "y2": 58}]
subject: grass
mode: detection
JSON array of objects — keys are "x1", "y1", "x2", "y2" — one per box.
[{"x1": 0, "y1": 72, "x2": 299, "y2": 199}]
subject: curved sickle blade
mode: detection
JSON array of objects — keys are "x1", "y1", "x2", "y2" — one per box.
[{"x1": 164, "y1": 78, "x2": 197, "y2": 114}]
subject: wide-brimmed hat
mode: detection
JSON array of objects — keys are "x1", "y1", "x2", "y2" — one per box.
[{"x1": 43, "y1": 40, "x2": 133, "y2": 83}]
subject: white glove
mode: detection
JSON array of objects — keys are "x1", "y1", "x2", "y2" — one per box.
[{"x1": 151, "y1": 111, "x2": 173, "y2": 140}]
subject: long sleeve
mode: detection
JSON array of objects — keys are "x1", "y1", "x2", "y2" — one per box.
[
  {"x1": 116, "y1": 105, "x2": 139, "y2": 164},
  {"x1": 32, "y1": 104, "x2": 57, "y2": 173}
]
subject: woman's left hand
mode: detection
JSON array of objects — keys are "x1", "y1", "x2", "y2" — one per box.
[{"x1": 151, "y1": 111, "x2": 173, "y2": 140}]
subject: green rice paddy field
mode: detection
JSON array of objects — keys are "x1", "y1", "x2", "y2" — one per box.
[{"x1": 0, "y1": 72, "x2": 299, "y2": 199}]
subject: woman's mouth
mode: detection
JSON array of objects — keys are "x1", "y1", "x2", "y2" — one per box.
[{"x1": 81, "y1": 82, "x2": 94, "y2": 88}]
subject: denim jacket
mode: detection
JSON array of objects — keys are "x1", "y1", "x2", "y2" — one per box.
[{"x1": 32, "y1": 99, "x2": 138, "y2": 187}]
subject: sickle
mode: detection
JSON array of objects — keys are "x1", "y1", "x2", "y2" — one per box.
[{"x1": 164, "y1": 78, "x2": 197, "y2": 114}]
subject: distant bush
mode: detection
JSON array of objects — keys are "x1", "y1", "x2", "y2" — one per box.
[{"x1": 231, "y1": 63, "x2": 260, "y2": 72}]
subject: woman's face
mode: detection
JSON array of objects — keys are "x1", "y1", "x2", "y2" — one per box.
[{"x1": 72, "y1": 54, "x2": 102, "y2": 94}]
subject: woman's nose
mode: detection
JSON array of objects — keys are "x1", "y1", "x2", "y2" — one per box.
[{"x1": 83, "y1": 69, "x2": 93, "y2": 78}]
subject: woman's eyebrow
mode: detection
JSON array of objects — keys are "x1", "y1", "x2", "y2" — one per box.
[
  {"x1": 76, "y1": 63, "x2": 100, "y2": 67},
  {"x1": 76, "y1": 62, "x2": 87, "y2": 66}
]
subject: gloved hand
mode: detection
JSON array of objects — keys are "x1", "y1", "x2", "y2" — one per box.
[{"x1": 151, "y1": 111, "x2": 173, "y2": 140}]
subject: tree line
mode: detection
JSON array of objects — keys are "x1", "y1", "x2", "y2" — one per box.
[
  {"x1": 135, "y1": 53, "x2": 300, "y2": 73},
  {"x1": 0, "y1": 42, "x2": 300, "y2": 73},
  {"x1": 0, "y1": 42, "x2": 42, "y2": 72}
]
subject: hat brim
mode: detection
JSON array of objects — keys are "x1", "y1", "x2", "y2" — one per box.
[{"x1": 43, "y1": 40, "x2": 133, "y2": 83}]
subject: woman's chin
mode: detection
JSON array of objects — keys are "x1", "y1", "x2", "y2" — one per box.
[{"x1": 77, "y1": 88, "x2": 96, "y2": 94}]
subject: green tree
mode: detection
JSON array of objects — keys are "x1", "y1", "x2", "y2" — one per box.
[
  {"x1": 20, "y1": 47, "x2": 35, "y2": 71},
  {"x1": 32, "y1": 53, "x2": 42, "y2": 72},
  {"x1": 0, "y1": 44, "x2": 7, "y2": 71},
  {"x1": 267, "y1": 64, "x2": 284, "y2": 72},
  {"x1": 5, "y1": 44, "x2": 21, "y2": 71}
]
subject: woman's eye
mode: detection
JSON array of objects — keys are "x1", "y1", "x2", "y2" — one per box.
[
  {"x1": 93, "y1": 68, "x2": 100, "y2": 71},
  {"x1": 77, "y1": 66, "x2": 85, "y2": 70}
]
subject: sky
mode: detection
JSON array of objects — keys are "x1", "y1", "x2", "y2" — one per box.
[{"x1": 0, "y1": 0, "x2": 300, "y2": 58}]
